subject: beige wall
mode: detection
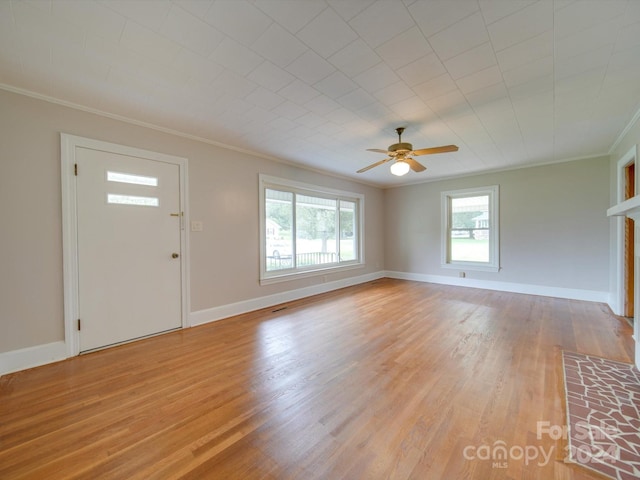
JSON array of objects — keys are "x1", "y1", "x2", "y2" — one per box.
[
  {"x1": 0, "y1": 89, "x2": 385, "y2": 353},
  {"x1": 0, "y1": 86, "x2": 618, "y2": 357},
  {"x1": 384, "y1": 157, "x2": 611, "y2": 293}
]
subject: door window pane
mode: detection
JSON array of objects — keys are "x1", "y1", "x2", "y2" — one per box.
[
  {"x1": 107, "y1": 193, "x2": 159, "y2": 207},
  {"x1": 107, "y1": 171, "x2": 158, "y2": 186}
]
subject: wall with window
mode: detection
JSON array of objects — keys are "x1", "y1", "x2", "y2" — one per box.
[
  {"x1": 0, "y1": 84, "x2": 614, "y2": 364},
  {"x1": 0, "y1": 88, "x2": 385, "y2": 356},
  {"x1": 188, "y1": 148, "x2": 384, "y2": 314},
  {"x1": 384, "y1": 156, "x2": 610, "y2": 298}
]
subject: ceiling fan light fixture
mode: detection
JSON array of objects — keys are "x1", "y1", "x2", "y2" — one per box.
[
  {"x1": 390, "y1": 159, "x2": 410, "y2": 176},
  {"x1": 358, "y1": 127, "x2": 458, "y2": 175}
]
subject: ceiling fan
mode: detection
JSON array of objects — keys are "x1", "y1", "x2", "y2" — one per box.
[{"x1": 358, "y1": 127, "x2": 459, "y2": 176}]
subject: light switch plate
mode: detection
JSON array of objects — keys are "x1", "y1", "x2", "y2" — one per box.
[{"x1": 191, "y1": 221, "x2": 203, "y2": 232}]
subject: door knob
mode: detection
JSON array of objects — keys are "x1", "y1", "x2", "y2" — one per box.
[{"x1": 172, "y1": 253, "x2": 179, "y2": 259}]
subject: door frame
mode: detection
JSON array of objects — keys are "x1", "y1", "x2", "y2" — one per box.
[
  {"x1": 61, "y1": 133, "x2": 190, "y2": 357},
  {"x1": 613, "y1": 145, "x2": 638, "y2": 316}
]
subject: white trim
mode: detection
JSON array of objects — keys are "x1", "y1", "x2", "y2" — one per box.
[
  {"x1": 440, "y1": 185, "x2": 500, "y2": 272},
  {"x1": 611, "y1": 145, "x2": 638, "y2": 316},
  {"x1": 190, "y1": 271, "x2": 384, "y2": 327},
  {"x1": 260, "y1": 262, "x2": 366, "y2": 285},
  {"x1": 608, "y1": 285, "x2": 622, "y2": 317},
  {"x1": 260, "y1": 174, "x2": 365, "y2": 199},
  {"x1": 0, "y1": 84, "x2": 381, "y2": 189},
  {"x1": 385, "y1": 271, "x2": 610, "y2": 303},
  {"x1": 61, "y1": 133, "x2": 190, "y2": 356},
  {"x1": 609, "y1": 106, "x2": 640, "y2": 155},
  {"x1": 4, "y1": 269, "x2": 611, "y2": 375},
  {"x1": 0, "y1": 341, "x2": 67, "y2": 376},
  {"x1": 0, "y1": 84, "x2": 621, "y2": 190},
  {"x1": 616, "y1": 145, "x2": 637, "y2": 203},
  {"x1": 440, "y1": 263, "x2": 499, "y2": 273},
  {"x1": 382, "y1": 154, "x2": 610, "y2": 189},
  {"x1": 258, "y1": 174, "x2": 365, "y2": 284}
]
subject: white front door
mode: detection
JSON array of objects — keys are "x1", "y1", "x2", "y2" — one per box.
[{"x1": 76, "y1": 147, "x2": 183, "y2": 352}]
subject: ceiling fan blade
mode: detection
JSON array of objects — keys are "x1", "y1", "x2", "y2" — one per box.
[
  {"x1": 405, "y1": 158, "x2": 426, "y2": 172},
  {"x1": 412, "y1": 145, "x2": 459, "y2": 156},
  {"x1": 357, "y1": 157, "x2": 392, "y2": 173},
  {"x1": 366, "y1": 148, "x2": 390, "y2": 154}
]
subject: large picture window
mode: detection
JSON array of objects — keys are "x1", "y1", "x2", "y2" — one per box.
[
  {"x1": 441, "y1": 185, "x2": 499, "y2": 272},
  {"x1": 260, "y1": 175, "x2": 363, "y2": 283}
]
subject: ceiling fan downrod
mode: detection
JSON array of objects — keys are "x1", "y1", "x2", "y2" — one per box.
[{"x1": 391, "y1": 127, "x2": 412, "y2": 153}]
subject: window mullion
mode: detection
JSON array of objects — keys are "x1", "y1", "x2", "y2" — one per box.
[
  {"x1": 292, "y1": 192, "x2": 297, "y2": 269},
  {"x1": 335, "y1": 200, "x2": 340, "y2": 263},
  {"x1": 448, "y1": 196, "x2": 453, "y2": 263}
]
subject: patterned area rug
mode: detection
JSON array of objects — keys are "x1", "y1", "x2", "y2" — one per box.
[{"x1": 562, "y1": 351, "x2": 640, "y2": 480}]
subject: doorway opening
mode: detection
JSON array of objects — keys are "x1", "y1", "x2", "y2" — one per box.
[{"x1": 624, "y1": 162, "x2": 635, "y2": 321}]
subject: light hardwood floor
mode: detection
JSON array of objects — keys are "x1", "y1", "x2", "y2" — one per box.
[{"x1": 0, "y1": 279, "x2": 634, "y2": 479}]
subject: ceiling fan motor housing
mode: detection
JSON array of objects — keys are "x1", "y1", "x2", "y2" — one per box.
[{"x1": 388, "y1": 142, "x2": 413, "y2": 154}]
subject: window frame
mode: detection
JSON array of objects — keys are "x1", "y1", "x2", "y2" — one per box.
[
  {"x1": 259, "y1": 174, "x2": 364, "y2": 285},
  {"x1": 441, "y1": 185, "x2": 499, "y2": 273}
]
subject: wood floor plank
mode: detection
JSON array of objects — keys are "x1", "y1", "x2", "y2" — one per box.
[{"x1": 0, "y1": 279, "x2": 634, "y2": 479}]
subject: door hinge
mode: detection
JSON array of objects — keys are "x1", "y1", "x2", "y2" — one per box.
[
  {"x1": 74, "y1": 163, "x2": 78, "y2": 176},
  {"x1": 77, "y1": 318, "x2": 81, "y2": 331}
]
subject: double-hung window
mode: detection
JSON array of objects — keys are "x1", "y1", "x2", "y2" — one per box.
[
  {"x1": 259, "y1": 175, "x2": 364, "y2": 284},
  {"x1": 441, "y1": 185, "x2": 499, "y2": 272}
]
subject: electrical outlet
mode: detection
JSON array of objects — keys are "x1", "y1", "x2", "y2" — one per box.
[
  {"x1": 459, "y1": 272, "x2": 466, "y2": 278},
  {"x1": 191, "y1": 221, "x2": 203, "y2": 232}
]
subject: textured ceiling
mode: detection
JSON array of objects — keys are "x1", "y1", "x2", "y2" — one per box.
[{"x1": 1, "y1": 0, "x2": 640, "y2": 186}]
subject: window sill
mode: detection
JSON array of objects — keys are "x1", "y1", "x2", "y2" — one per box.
[
  {"x1": 260, "y1": 262, "x2": 365, "y2": 285},
  {"x1": 441, "y1": 262, "x2": 499, "y2": 273}
]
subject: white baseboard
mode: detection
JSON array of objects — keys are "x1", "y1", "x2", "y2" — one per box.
[
  {"x1": 384, "y1": 271, "x2": 610, "y2": 303},
  {"x1": 607, "y1": 298, "x2": 623, "y2": 316},
  {"x1": 0, "y1": 341, "x2": 67, "y2": 376},
  {"x1": 1, "y1": 270, "x2": 610, "y2": 376},
  {"x1": 190, "y1": 271, "x2": 385, "y2": 327}
]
